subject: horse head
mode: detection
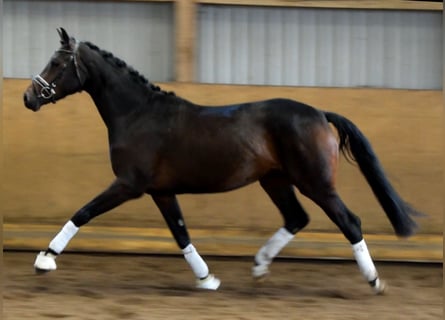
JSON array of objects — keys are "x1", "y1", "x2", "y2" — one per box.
[{"x1": 24, "y1": 28, "x2": 85, "y2": 111}]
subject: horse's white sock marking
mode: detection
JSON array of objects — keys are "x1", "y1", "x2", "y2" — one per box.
[
  {"x1": 48, "y1": 220, "x2": 79, "y2": 254},
  {"x1": 253, "y1": 227, "x2": 294, "y2": 278},
  {"x1": 182, "y1": 244, "x2": 209, "y2": 279}
]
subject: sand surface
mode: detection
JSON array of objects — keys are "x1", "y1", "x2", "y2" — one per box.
[{"x1": 3, "y1": 252, "x2": 442, "y2": 320}]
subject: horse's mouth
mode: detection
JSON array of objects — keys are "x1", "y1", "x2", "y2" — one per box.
[{"x1": 23, "y1": 92, "x2": 42, "y2": 112}]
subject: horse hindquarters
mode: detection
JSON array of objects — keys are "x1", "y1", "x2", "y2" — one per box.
[
  {"x1": 279, "y1": 122, "x2": 365, "y2": 245},
  {"x1": 324, "y1": 111, "x2": 419, "y2": 237},
  {"x1": 270, "y1": 117, "x2": 385, "y2": 294}
]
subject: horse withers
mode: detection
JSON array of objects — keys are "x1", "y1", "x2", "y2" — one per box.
[{"x1": 24, "y1": 28, "x2": 423, "y2": 294}]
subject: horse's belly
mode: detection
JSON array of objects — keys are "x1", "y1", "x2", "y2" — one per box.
[{"x1": 154, "y1": 158, "x2": 274, "y2": 194}]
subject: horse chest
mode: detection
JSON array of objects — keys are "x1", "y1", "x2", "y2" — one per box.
[{"x1": 109, "y1": 142, "x2": 159, "y2": 177}]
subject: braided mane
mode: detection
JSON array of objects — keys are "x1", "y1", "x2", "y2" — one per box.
[{"x1": 83, "y1": 41, "x2": 174, "y2": 96}]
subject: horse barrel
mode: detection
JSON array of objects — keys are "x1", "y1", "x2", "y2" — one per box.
[{"x1": 3, "y1": 79, "x2": 442, "y2": 262}]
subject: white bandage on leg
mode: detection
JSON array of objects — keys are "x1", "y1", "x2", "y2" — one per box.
[
  {"x1": 252, "y1": 227, "x2": 294, "y2": 278},
  {"x1": 352, "y1": 239, "x2": 378, "y2": 282},
  {"x1": 48, "y1": 221, "x2": 79, "y2": 254},
  {"x1": 352, "y1": 239, "x2": 386, "y2": 294},
  {"x1": 255, "y1": 227, "x2": 294, "y2": 266},
  {"x1": 182, "y1": 244, "x2": 209, "y2": 279}
]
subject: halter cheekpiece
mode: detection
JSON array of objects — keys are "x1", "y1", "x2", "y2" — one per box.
[{"x1": 32, "y1": 42, "x2": 83, "y2": 102}]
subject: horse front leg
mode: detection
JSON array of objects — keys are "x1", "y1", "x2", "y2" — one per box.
[
  {"x1": 151, "y1": 194, "x2": 220, "y2": 290},
  {"x1": 34, "y1": 179, "x2": 143, "y2": 273}
]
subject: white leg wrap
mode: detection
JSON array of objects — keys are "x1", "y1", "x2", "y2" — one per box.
[
  {"x1": 252, "y1": 227, "x2": 294, "y2": 278},
  {"x1": 48, "y1": 221, "x2": 79, "y2": 254},
  {"x1": 352, "y1": 239, "x2": 378, "y2": 282},
  {"x1": 352, "y1": 239, "x2": 386, "y2": 294},
  {"x1": 182, "y1": 244, "x2": 209, "y2": 279},
  {"x1": 182, "y1": 244, "x2": 220, "y2": 290}
]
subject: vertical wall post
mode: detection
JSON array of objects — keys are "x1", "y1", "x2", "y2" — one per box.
[{"x1": 174, "y1": 0, "x2": 197, "y2": 82}]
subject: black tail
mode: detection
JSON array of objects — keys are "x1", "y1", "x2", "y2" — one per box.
[{"x1": 324, "y1": 111, "x2": 422, "y2": 238}]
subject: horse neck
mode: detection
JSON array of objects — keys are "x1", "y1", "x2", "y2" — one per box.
[{"x1": 80, "y1": 47, "x2": 152, "y2": 129}]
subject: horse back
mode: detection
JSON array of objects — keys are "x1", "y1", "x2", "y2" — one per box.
[{"x1": 110, "y1": 97, "x2": 331, "y2": 194}]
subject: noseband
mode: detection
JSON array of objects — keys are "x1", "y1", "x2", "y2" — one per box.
[{"x1": 32, "y1": 42, "x2": 83, "y2": 102}]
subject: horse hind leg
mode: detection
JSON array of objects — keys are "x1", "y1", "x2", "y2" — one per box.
[
  {"x1": 312, "y1": 192, "x2": 386, "y2": 294},
  {"x1": 253, "y1": 172, "x2": 310, "y2": 280},
  {"x1": 288, "y1": 127, "x2": 385, "y2": 294}
]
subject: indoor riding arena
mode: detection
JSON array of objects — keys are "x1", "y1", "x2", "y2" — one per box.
[{"x1": 2, "y1": 1, "x2": 443, "y2": 319}]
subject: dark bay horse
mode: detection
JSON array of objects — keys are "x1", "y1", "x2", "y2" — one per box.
[{"x1": 24, "y1": 28, "x2": 421, "y2": 293}]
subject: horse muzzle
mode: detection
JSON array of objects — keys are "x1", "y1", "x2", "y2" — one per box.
[{"x1": 23, "y1": 88, "x2": 42, "y2": 112}]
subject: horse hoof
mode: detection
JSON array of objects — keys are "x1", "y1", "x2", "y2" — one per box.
[
  {"x1": 252, "y1": 273, "x2": 269, "y2": 283},
  {"x1": 34, "y1": 251, "x2": 57, "y2": 274},
  {"x1": 196, "y1": 274, "x2": 221, "y2": 290},
  {"x1": 372, "y1": 279, "x2": 387, "y2": 295},
  {"x1": 252, "y1": 264, "x2": 269, "y2": 280}
]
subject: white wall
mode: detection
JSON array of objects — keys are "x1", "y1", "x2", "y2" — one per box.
[
  {"x1": 197, "y1": 5, "x2": 443, "y2": 89},
  {"x1": 4, "y1": 2, "x2": 442, "y2": 89},
  {"x1": 3, "y1": 0, "x2": 174, "y2": 81}
]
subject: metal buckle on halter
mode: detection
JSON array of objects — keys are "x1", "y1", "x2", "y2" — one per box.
[
  {"x1": 33, "y1": 75, "x2": 56, "y2": 100},
  {"x1": 31, "y1": 42, "x2": 83, "y2": 102}
]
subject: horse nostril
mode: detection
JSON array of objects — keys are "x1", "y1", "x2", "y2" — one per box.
[{"x1": 23, "y1": 91, "x2": 40, "y2": 111}]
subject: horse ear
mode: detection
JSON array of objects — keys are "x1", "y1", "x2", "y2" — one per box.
[{"x1": 57, "y1": 27, "x2": 71, "y2": 46}]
